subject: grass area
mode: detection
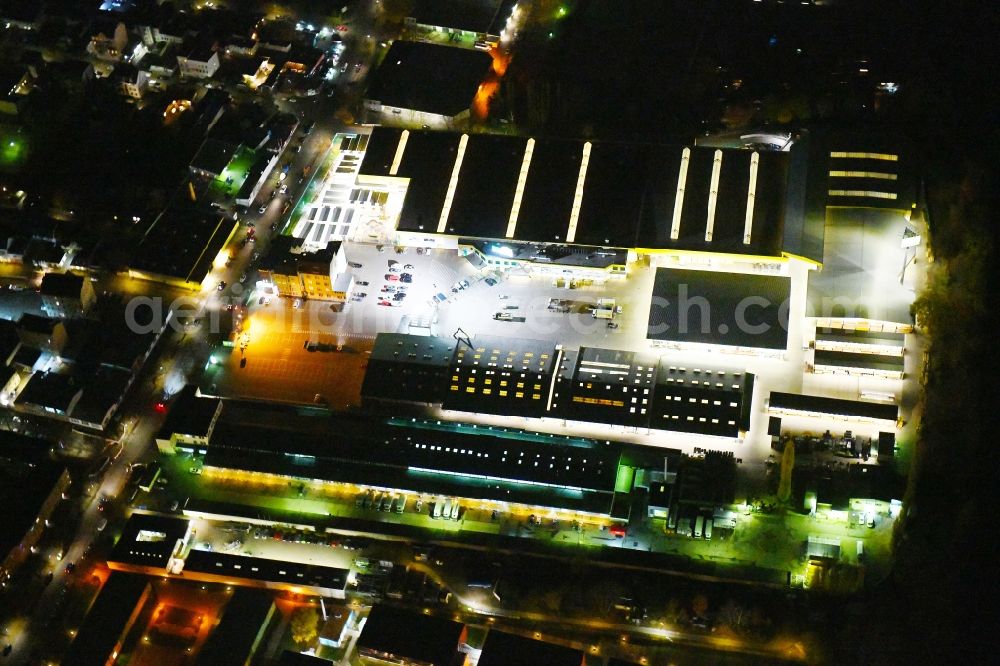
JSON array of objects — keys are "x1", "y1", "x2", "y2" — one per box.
[
  {"x1": 212, "y1": 146, "x2": 257, "y2": 195},
  {"x1": 0, "y1": 125, "x2": 28, "y2": 169}
]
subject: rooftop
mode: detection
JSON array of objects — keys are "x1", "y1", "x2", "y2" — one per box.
[
  {"x1": 769, "y1": 391, "x2": 898, "y2": 422},
  {"x1": 442, "y1": 335, "x2": 558, "y2": 418},
  {"x1": 204, "y1": 414, "x2": 622, "y2": 514},
  {"x1": 62, "y1": 573, "x2": 149, "y2": 666},
  {"x1": 0, "y1": 440, "x2": 66, "y2": 561},
  {"x1": 478, "y1": 629, "x2": 584, "y2": 666},
  {"x1": 197, "y1": 588, "x2": 275, "y2": 665},
  {"x1": 357, "y1": 604, "x2": 464, "y2": 666},
  {"x1": 409, "y1": 0, "x2": 516, "y2": 35},
  {"x1": 108, "y1": 513, "x2": 189, "y2": 569},
  {"x1": 182, "y1": 550, "x2": 350, "y2": 593},
  {"x1": 190, "y1": 138, "x2": 238, "y2": 176},
  {"x1": 360, "y1": 128, "x2": 801, "y2": 256},
  {"x1": 130, "y1": 203, "x2": 237, "y2": 285},
  {"x1": 646, "y1": 268, "x2": 791, "y2": 351},
  {"x1": 156, "y1": 384, "x2": 221, "y2": 441},
  {"x1": 362, "y1": 333, "x2": 457, "y2": 404},
  {"x1": 39, "y1": 272, "x2": 84, "y2": 299},
  {"x1": 365, "y1": 41, "x2": 493, "y2": 117}
]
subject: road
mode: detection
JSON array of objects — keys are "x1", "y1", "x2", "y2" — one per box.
[{"x1": 0, "y1": 7, "x2": 394, "y2": 662}]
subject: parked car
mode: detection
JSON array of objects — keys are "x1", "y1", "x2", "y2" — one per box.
[
  {"x1": 399, "y1": 273, "x2": 413, "y2": 283},
  {"x1": 357, "y1": 281, "x2": 369, "y2": 286},
  {"x1": 385, "y1": 274, "x2": 399, "y2": 281}
]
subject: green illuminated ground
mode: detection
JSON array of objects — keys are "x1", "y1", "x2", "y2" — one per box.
[
  {"x1": 212, "y1": 146, "x2": 256, "y2": 195},
  {"x1": 0, "y1": 126, "x2": 28, "y2": 169}
]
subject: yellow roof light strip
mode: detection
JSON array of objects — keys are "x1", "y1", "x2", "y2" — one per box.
[
  {"x1": 705, "y1": 149, "x2": 723, "y2": 242},
  {"x1": 743, "y1": 152, "x2": 759, "y2": 245},
  {"x1": 389, "y1": 129, "x2": 409, "y2": 176},
  {"x1": 829, "y1": 151, "x2": 898, "y2": 161},
  {"x1": 828, "y1": 170, "x2": 897, "y2": 180},
  {"x1": 828, "y1": 189, "x2": 897, "y2": 200},
  {"x1": 565, "y1": 141, "x2": 591, "y2": 243},
  {"x1": 506, "y1": 138, "x2": 535, "y2": 238},
  {"x1": 670, "y1": 147, "x2": 690, "y2": 240},
  {"x1": 437, "y1": 134, "x2": 469, "y2": 233}
]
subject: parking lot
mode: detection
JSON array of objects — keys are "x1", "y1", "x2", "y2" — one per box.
[{"x1": 209, "y1": 240, "x2": 922, "y2": 473}]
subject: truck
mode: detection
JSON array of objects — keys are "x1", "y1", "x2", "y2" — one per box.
[
  {"x1": 694, "y1": 515, "x2": 704, "y2": 539},
  {"x1": 432, "y1": 500, "x2": 443, "y2": 519},
  {"x1": 449, "y1": 501, "x2": 460, "y2": 521},
  {"x1": 441, "y1": 499, "x2": 452, "y2": 519},
  {"x1": 395, "y1": 496, "x2": 407, "y2": 513},
  {"x1": 703, "y1": 516, "x2": 712, "y2": 540}
]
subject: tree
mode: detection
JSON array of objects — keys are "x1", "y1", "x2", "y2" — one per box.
[
  {"x1": 290, "y1": 606, "x2": 319, "y2": 645},
  {"x1": 777, "y1": 439, "x2": 795, "y2": 504}
]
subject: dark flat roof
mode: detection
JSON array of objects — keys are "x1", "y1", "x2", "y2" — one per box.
[
  {"x1": 393, "y1": 132, "x2": 463, "y2": 234},
  {"x1": 191, "y1": 138, "x2": 237, "y2": 175},
  {"x1": 358, "y1": 605, "x2": 464, "y2": 666},
  {"x1": 365, "y1": 41, "x2": 492, "y2": 117},
  {"x1": 130, "y1": 205, "x2": 237, "y2": 284},
  {"x1": 814, "y1": 350, "x2": 904, "y2": 372},
  {"x1": 369, "y1": 333, "x2": 458, "y2": 366},
  {"x1": 204, "y1": 415, "x2": 620, "y2": 514},
  {"x1": 16, "y1": 371, "x2": 80, "y2": 412},
  {"x1": 573, "y1": 141, "x2": 650, "y2": 248},
  {"x1": 0, "y1": 450, "x2": 65, "y2": 561},
  {"x1": 208, "y1": 416, "x2": 618, "y2": 494},
  {"x1": 815, "y1": 327, "x2": 905, "y2": 346},
  {"x1": 183, "y1": 550, "x2": 349, "y2": 591},
  {"x1": 646, "y1": 268, "x2": 790, "y2": 350},
  {"x1": 156, "y1": 384, "x2": 220, "y2": 441},
  {"x1": 769, "y1": 391, "x2": 898, "y2": 422},
  {"x1": 479, "y1": 630, "x2": 584, "y2": 666},
  {"x1": 39, "y1": 272, "x2": 84, "y2": 299},
  {"x1": 362, "y1": 334, "x2": 457, "y2": 404},
  {"x1": 63, "y1": 573, "x2": 149, "y2": 666},
  {"x1": 443, "y1": 135, "x2": 526, "y2": 239},
  {"x1": 108, "y1": 513, "x2": 189, "y2": 569},
  {"x1": 357, "y1": 126, "x2": 403, "y2": 178},
  {"x1": 409, "y1": 0, "x2": 515, "y2": 35},
  {"x1": 514, "y1": 138, "x2": 583, "y2": 242},
  {"x1": 359, "y1": 128, "x2": 797, "y2": 255},
  {"x1": 197, "y1": 588, "x2": 275, "y2": 666}
]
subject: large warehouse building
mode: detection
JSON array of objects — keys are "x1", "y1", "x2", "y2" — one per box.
[{"x1": 361, "y1": 333, "x2": 754, "y2": 440}]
